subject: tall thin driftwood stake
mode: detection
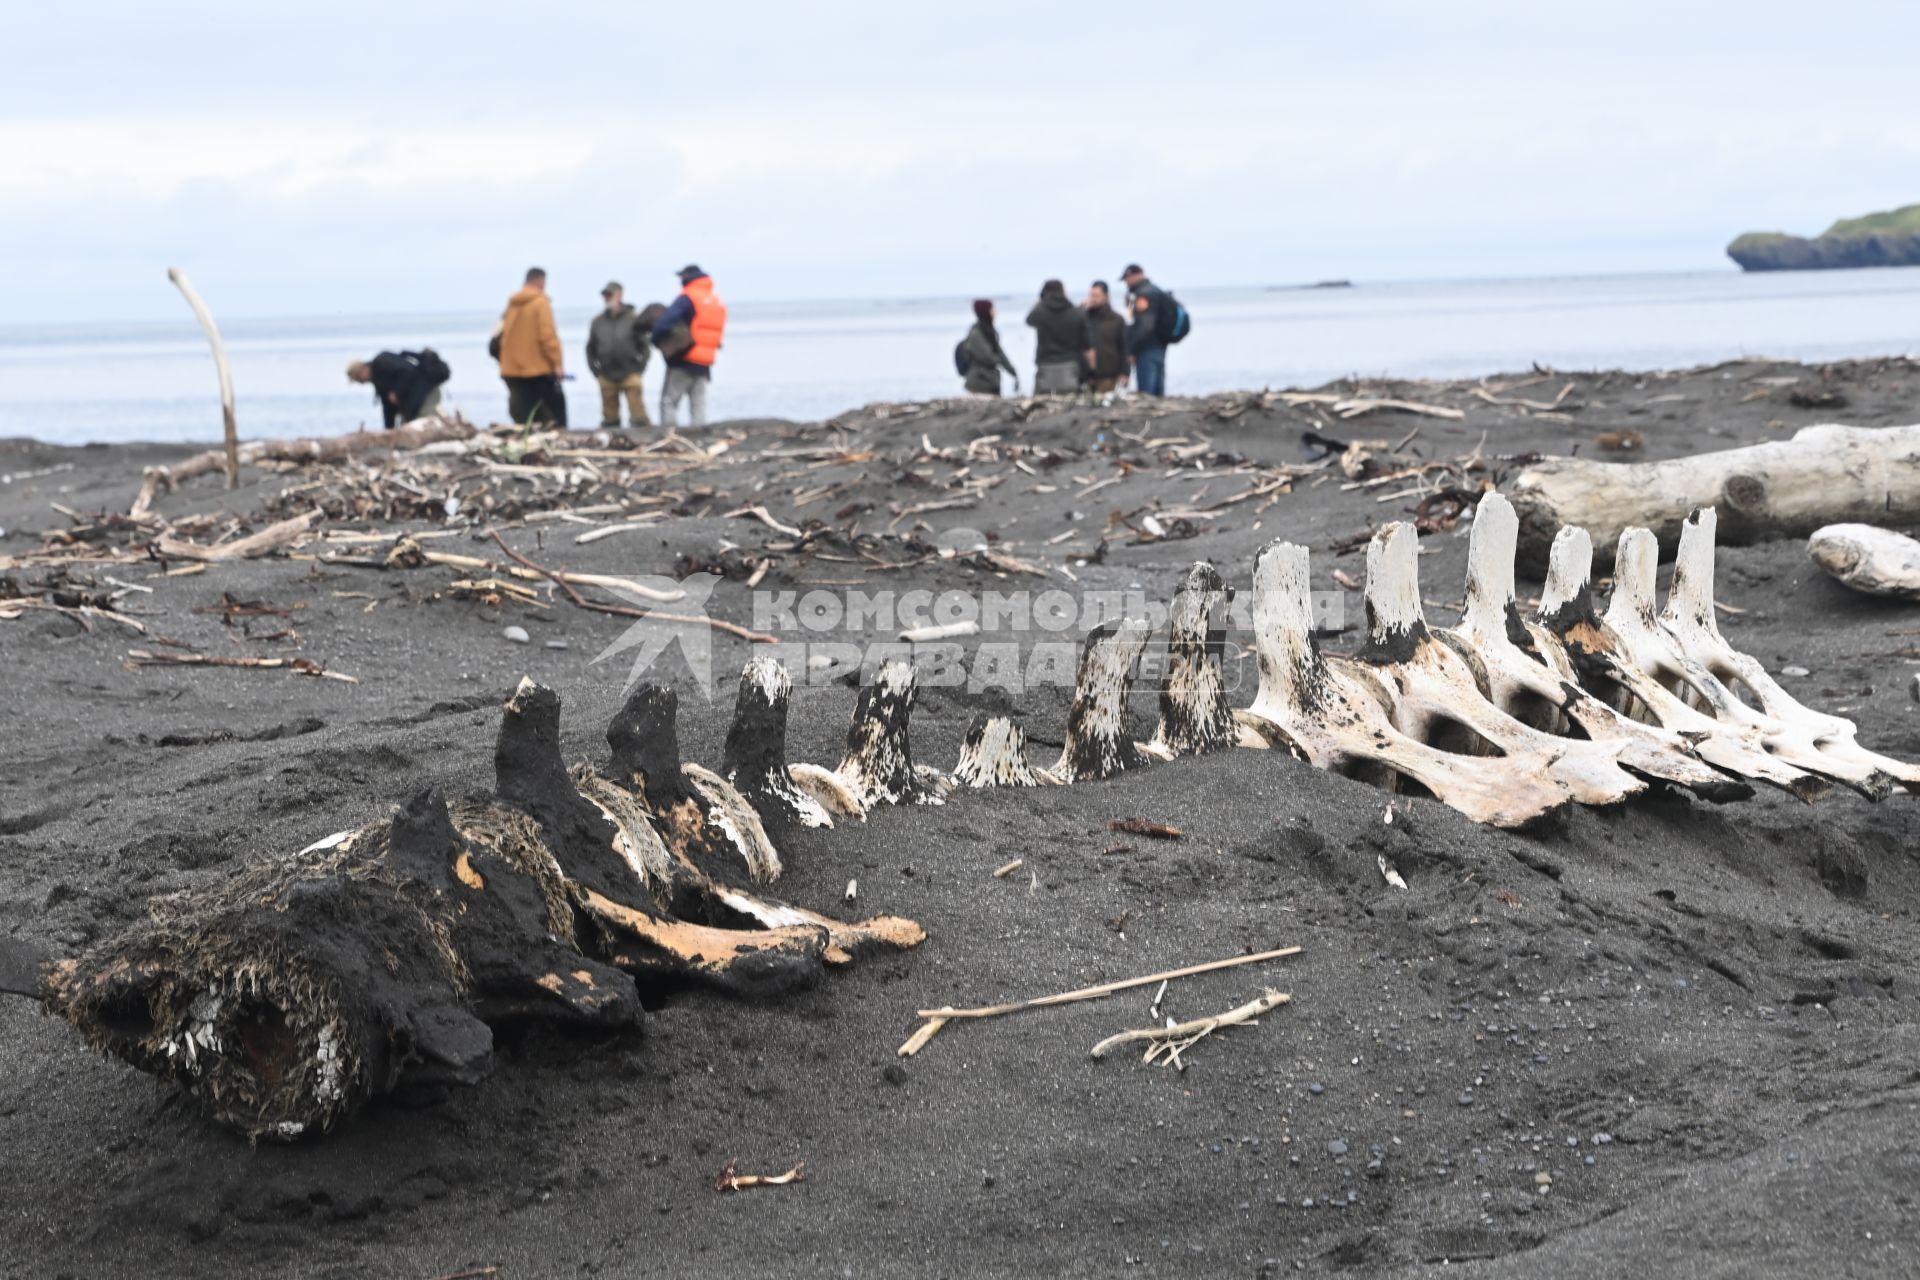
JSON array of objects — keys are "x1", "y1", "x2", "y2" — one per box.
[{"x1": 166, "y1": 267, "x2": 239, "y2": 489}]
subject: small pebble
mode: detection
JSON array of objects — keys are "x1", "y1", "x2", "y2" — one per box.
[
  {"x1": 1781, "y1": 665, "x2": 1810, "y2": 677},
  {"x1": 1457, "y1": 1092, "x2": 1474, "y2": 1106},
  {"x1": 1327, "y1": 1140, "x2": 1348, "y2": 1157},
  {"x1": 544, "y1": 639, "x2": 568, "y2": 650},
  {"x1": 1308, "y1": 1082, "x2": 1325, "y2": 1095},
  {"x1": 1592, "y1": 1132, "x2": 1612, "y2": 1145},
  {"x1": 1534, "y1": 1171, "x2": 1552, "y2": 1186},
  {"x1": 503, "y1": 626, "x2": 530, "y2": 644}
]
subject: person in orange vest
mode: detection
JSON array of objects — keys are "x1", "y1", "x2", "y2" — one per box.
[{"x1": 649, "y1": 264, "x2": 728, "y2": 427}]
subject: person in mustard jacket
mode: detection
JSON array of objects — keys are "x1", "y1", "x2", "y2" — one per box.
[
  {"x1": 498, "y1": 267, "x2": 568, "y2": 426},
  {"x1": 651, "y1": 265, "x2": 728, "y2": 428}
]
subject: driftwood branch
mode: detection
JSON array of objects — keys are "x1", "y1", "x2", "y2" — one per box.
[
  {"x1": 486, "y1": 529, "x2": 777, "y2": 643},
  {"x1": 1090, "y1": 988, "x2": 1291, "y2": 1061},
  {"x1": 1808, "y1": 523, "x2": 1920, "y2": 601},
  {"x1": 166, "y1": 267, "x2": 239, "y2": 491},
  {"x1": 1505, "y1": 423, "x2": 1920, "y2": 568}
]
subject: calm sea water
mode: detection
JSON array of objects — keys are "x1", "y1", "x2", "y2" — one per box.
[{"x1": 3, "y1": 268, "x2": 1917, "y2": 446}]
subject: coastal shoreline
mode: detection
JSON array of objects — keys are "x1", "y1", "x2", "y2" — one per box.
[{"x1": 3, "y1": 357, "x2": 1919, "y2": 1277}]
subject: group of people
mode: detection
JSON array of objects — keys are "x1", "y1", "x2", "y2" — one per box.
[
  {"x1": 959, "y1": 264, "x2": 1185, "y2": 400},
  {"x1": 347, "y1": 265, "x2": 729, "y2": 432}
]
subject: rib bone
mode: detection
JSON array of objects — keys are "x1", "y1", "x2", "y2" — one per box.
[
  {"x1": 1603, "y1": 524, "x2": 1892, "y2": 799},
  {"x1": 1454, "y1": 495, "x2": 1751, "y2": 802},
  {"x1": 1241, "y1": 539, "x2": 1571, "y2": 828},
  {"x1": 1662, "y1": 508, "x2": 1918, "y2": 794},
  {"x1": 1352, "y1": 523, "x2": 1645, "y2": 807},
  {"x1": 1531, "y1": 527, "x2": 1830, "y2": 802}
]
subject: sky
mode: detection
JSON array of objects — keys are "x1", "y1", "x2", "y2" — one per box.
[{"x1": 6, "y1": 1, "x2": 1920, "y2": 322}]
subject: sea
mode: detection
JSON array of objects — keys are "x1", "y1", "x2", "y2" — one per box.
[{"x1": 3, "y1": 267, "x2": 1917, "y2": 446}]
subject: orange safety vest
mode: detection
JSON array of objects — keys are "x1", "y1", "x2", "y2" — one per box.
[{"x1": 683, "y1": 277, "x2": 727, "y2": 367}]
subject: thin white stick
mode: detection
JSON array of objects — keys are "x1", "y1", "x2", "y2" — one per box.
[{"x1": 167, "y1": 268, "x2": 239, "y2": 489}]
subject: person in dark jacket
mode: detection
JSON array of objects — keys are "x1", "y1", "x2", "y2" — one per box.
[
  {"x1": 1120, "y1": 263, "x2": 1172, "y2": 397},
  {"x1": 347, "y1": 351, "x2": 445, "y2": 429},
  {"x1": 1026, "y1": 279, "x2": 1093, "y2": 395},
  {"x1": 1082, "y1": 281, "x2": 1129, "y2": 396},
  {"x1": 586, "y1": 282, "x2": 655, "y2": 428},
  {"x1": 961, "y1": 299, "x2": 1019, "y2": 397}
]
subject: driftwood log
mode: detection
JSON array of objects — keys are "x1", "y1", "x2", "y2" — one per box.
[
  {"x1": 1808, "y1": 523, "x2": 1920, "y2": 601},
  {"x1": 1505, "y1": 424, "x2": 1920, "y2": 569},
  {"x1": 14, "y1": 679, "x2": 922, "y2": 1139}
]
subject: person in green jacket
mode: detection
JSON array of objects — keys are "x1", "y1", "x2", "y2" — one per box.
[{"x1": 961, "y1": 299, "x2": 1019, "y2": 396}]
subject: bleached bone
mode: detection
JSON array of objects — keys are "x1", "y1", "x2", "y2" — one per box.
[
  {"x1": 1054, "y1": 619, "x2": 1153, "y2": 782},
  {"x1": 1808, "y1": 522, "x2": 1920, "y2": 602},
  {"x1": 1532, "y1": 527, "x2": 1829, "y2": 802},
  {"x1": 1453, "y1": 495, "x2": 1752, "y2": 803},
  {"x1": 1506, "y1": 422, "x2": 1920, "y2": 570},
  {"x1": 953, "y1": 714, "x2": 1048, "y2": 787},
  {"x1": 788, "y1": 763, "x2": 869, "y2": 819},
  {"x1": 1150, "y1": 562, "x2": 1237, "y2": 757},
  {"x1": 1240, "y1": 539, "x2": 1571, "y2": 828},
  {"x1": 607, "y1": 683, "x2": 784, "y2": 883},
  {"x1": 836, "y1": 659, "x2": 948, "y2": 806},
  {"x1": 1663, "y1": 509, "x2": 1919, "y2": 794},
  {"x1": 1603, "y1": 524, "x2": 1896, "y2": 799},
  {"x1": 1352, "y1": 523, "x2": 1645, "y2": 807},
  {"x1": 724, "y1": 655, "x2": 836, "y2": 828}
]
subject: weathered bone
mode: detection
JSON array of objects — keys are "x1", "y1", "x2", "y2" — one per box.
[
  {"x1": 1602, "y1": 525, "x2": 1895, "y2": 799},
  {"x1": 1663, "y1": 509, "x2": 1919, "y2": 794},
  {"x1": 836, "y1": 659, "x2": 948, "y2": 805},
  {"x1": 33, "y1": 679, "x2": 922, "y2": 1139},
  {"x1": 1454, "y1": 495, "x2": 1752, "y2": 802},
  {"x1": 953, "y1": 714, "x2": 1048, "y2": 787},
  {"x1": 1506, "y1": 422, "x2": 1920, "y2": 569},
  {"x1": 1053, "y1": 619, "x2": 1153, "y2": 782},
  {"x1": 1352, "y1": 523, "x2": 1645, "y2": 807},
  {"x1": 1240, "y1": 539, "x2": 1571, "y2": 828},
  {"x1": 1150, "y1": 561, "x2": 1237, "y2": 757},
  {"x1": 607, "y1": 683, "x2": 783, "y2": 884},
  {"x1": 1531, "y1": 527, "x2": 1829, "y2": 802},
  {"x1": 1808, "y1": 522, "x2": 1920, "y2": 601},
  {"x1": 724, "y1": 655, "x2": 835, "y2": 827}
]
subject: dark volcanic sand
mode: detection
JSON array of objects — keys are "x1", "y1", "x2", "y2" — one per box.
[{"x1": 2, "y1": 359, "x2": 1919, "y2": 1278}]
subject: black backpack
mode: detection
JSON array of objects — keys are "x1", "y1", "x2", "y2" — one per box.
[
  {"x1": 412, "y1": 348, "x2": 452, "y2": 386},
  {"x1": 953, "y1": 337, "x2": 972, "y2": 377},
  {"x1": 1154, "y1": 294, "x2": 1193, "y2": 345}
]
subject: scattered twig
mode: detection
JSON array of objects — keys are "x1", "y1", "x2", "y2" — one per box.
[
  {"x1": 1107, "y1": 817, "x2": 1182, "y2": 840},
  {"x1": 126, "y1": 650, "x2": 358, "y2": 683},
  {"x1": 898, "y1": 945, "x2": 1302, "y2": 1057},
  {"x1": 1090, "y1": 988, "x2": 1291, "y2": 1064},
  {"x1": 992, "y1": 859, "x2": 1024, "y2": 878},
  {"x1": 487, "y1": 530, "x2": 777, "y2": 644},
  {"x1": 713, "y1": 1160, "x2": 806, "y2": 1192}
]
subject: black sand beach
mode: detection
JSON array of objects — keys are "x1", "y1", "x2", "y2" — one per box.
[{"x1": 3, "y1": 359, "x2": 1919, "y2": 1278}]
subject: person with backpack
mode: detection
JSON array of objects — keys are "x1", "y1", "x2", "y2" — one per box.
[
  {"x1": 1120, "y1": 263, "x2": 1191, "y2": 397},
  {"x1": 586, "y1": 281, "x2": 661, "y2": 428},
  {"x1": 650, "y1": 265, "x2": 728, "y2": 428},
  {"x1": 347, "y1": 349, "x2": 450, "y2": 428},
  {"x1": 1026, "y1": 279, "x2": 1093, "y2": 395},
  {"x1": 1082, "y1": 281, "x2": 1129, "y2": 396},
  {"x1": 957, "y1": 299, "x2": 1019, "y2": 397},
  {"x1": 498, "y1": 266, "x2": 568, "y2": 426}
]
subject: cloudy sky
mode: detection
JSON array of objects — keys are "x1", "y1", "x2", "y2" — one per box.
[{"x1": 7, "y1": 1, "x2": 1918, "y2": 321}]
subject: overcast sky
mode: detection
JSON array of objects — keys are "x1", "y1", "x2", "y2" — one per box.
[{"x1": 7, "y1": 1, "x2": 1919, "y2": 322}]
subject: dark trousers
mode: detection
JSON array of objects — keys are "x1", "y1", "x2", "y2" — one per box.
[
  {"x1": 1134, "y1": 345, "x2": 1168, "y2": 397},
  {"x1": 504, "y1": 375, "x2": 568, "y2": 426}
]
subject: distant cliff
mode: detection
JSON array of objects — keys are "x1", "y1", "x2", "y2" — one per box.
[{"x1": 1728, "y1": 204, "x2": 1920, "y2": 271}]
